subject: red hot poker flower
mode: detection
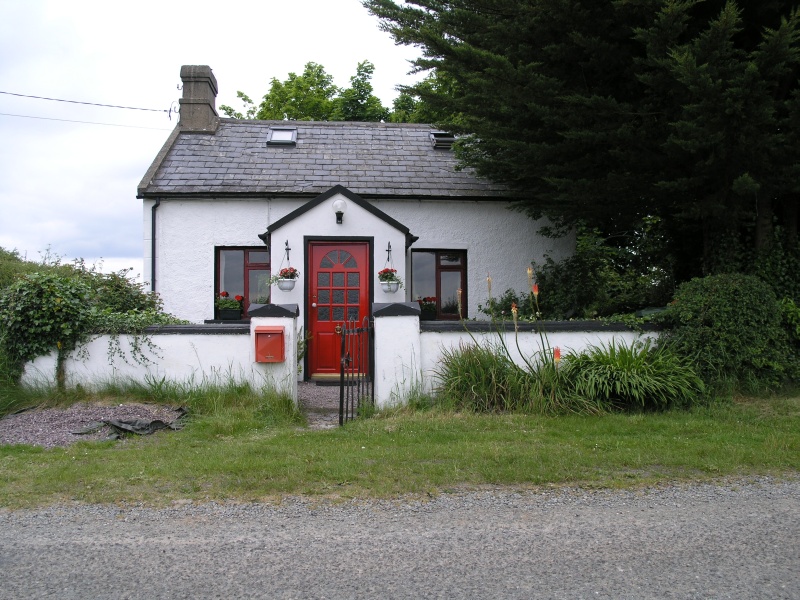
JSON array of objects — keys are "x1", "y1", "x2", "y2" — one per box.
[{"x1": 554, "y1": 347, "x2": 561, "y2": 363}]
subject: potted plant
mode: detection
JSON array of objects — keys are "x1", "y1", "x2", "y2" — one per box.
[
  {"x1": 378, "y1": 267, "x2": 403, "y2": 293},
  {"x1": 216, "y1": 291, "x2": 243, "y2": 320},
  {"x1": 417, "y1": 296, "x2": 437, "y2": 320},
  {"x1": 274, "y1": 266, "x2": 299, "y2": 291}
]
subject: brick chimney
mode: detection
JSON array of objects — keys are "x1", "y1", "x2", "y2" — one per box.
[{"x1": 179, "y1": 65, "x2": 218, "y2": 133}]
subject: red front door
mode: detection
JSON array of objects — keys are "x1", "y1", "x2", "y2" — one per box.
[{"x1": 308, "y1": 241, "x2": 370, "y2": 377}]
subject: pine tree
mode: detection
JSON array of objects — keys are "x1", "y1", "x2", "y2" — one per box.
[{"x1": 364, "y1": 0, "x2": 800, "y2": 278}]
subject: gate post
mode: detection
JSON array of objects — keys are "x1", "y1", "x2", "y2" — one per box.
[
  {"x1": 372, "y1": 302, "x2": 422, "y2": 409},
  {"x1": 249, "y1": 303, "x2": 299, "y2": 406}
]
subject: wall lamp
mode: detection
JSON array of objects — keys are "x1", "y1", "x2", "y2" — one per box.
[{"x1": 332, "y1": 198, "x2": 347, "y2": 224}]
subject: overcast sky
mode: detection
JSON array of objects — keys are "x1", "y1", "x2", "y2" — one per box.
[{"x1": 0, "y1": 0, "x2": 420, "y2": 278}]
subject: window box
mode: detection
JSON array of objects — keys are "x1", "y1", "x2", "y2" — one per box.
[{"x1": 218, "y1": 308, "x2": 242, "y2": 320}]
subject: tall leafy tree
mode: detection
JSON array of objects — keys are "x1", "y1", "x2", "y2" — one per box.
[
  {"x1": 388, "y1": 71, "x2": 460, "y2": 123},
  {"x1": 332, "y1": 60, "x2": 390, "y2": 121},
  {"x1": 221, "y1": 61, "x2": 390, "y2": 122},
  {"x1": 220, "y1": 62, "x2": 341, "y2": 121},
  {"x1": 364, "y1": 0, "x2": 800, "y2": 279}
]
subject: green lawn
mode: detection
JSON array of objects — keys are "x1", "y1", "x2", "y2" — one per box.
[{"x1": 1, "y1": 394, "x2": 798, "y2": 509}]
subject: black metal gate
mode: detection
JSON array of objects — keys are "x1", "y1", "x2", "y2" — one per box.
[{"x1": 339, "y1": 316, "x2": 374, "y2": 425}]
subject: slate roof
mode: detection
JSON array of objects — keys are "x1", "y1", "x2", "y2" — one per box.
[{"x1": 138, "y1": 120, "x2": 510, "y2": 199}]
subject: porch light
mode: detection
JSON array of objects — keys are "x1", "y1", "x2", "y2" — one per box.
[{"x1": 333, "y1": 198, "x2": 347, "y2": 224}]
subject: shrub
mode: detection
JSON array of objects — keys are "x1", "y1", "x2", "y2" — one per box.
[
  {"x1": 657, "y1": 274, "x2": 793, "y2": 393},
  {"x1": 0, "y1": 262, "x2": 184, "y2": 388},
  {"x1": 751, "y1": 235, "x2": 800, "y2": 304},
  {"x1": 561, "y1": 339, "x2": 705, "y2": 411},
  {"x1": 533, "y1": 222, "x2": 674, "y2": 319},
  {"x1": 781, "y1": 298, "x2": 800, "y2": 379},
  {"x1": 0, "y1": 271, "x2": 94, "y2": 367}
]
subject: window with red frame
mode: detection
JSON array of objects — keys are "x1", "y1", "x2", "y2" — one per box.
[
  {"x1": 411, "y1": 250, "x2": 467, "y2": 319},
  {"x1": 216, "y1": 248, "x2": 270, "y2": 317}
]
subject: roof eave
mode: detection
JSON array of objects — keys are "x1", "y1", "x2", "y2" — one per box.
[{"x1": 136, "y1": 126, "x2": 182, "y2": 199}]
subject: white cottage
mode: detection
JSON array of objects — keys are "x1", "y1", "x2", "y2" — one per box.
[{"x1": 137, "y1": 65, "x2": 572, "y2": 381}]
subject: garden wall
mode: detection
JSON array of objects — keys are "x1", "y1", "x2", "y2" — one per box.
[
  {"x1": 371, "y1": 303, "x2": 658, "y2": 408},
  {"x1": 22, "y1": 303, "x2": 656, "y2": 411},
  {"x1": 22, "y1": 316, "x2": 299, "y2": 400}
]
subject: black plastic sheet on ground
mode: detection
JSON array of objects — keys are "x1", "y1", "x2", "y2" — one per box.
[{"x1": 71, "y1": 408, "x2": 187, "y2": 440}]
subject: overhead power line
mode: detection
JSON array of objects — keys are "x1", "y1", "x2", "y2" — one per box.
[
  {"x1": 0, "y1": 90, "x2": 169, "y2": 113},
  {"x1": 0, "y1": 112, "x2": 172, "y2": 130}
]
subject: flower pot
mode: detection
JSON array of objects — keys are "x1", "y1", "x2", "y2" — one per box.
[
  {"x1": 276, "y1": 278, "x2": 296, "y2": 291},
  {"x1": 420, "y1": 310, "x2": 436, "y2": 321},
  {"x1": 380, "y1": 280, "x2": 400, "y2": 293},
  {"x1": 218, "y1": 308, "x2": 242, "y2": 320}
]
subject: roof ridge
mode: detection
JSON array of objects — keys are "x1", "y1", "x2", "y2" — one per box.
[{"x1": 219, "y1": 118, "x2": 439, "y2": 129}]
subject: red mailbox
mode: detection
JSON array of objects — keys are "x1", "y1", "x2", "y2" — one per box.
[{"x1": 254, "y1": 326, "x2": 285, "y2": 363}]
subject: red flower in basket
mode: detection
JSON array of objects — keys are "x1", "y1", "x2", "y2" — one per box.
[
  {"x1": 279, "y1": 267, "x2": 299, "y2": 280},
  {"x1": 378, "y1": 268, "x2": 400, "y2": 282}
]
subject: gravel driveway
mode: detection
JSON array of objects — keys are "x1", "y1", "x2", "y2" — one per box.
[{"x1": 1, "y1": 477, "x2": 797, "y2": 599}]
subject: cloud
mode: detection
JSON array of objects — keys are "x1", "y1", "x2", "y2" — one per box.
[{"x1": 0, "y1": 0, "x2": 420, "y2": 276}]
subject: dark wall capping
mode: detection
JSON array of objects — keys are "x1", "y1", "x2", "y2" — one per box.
[
  {"x1": 248, "y1": 303, "x2": 299, "y2": 318},
  {"x1": 373, "y1": 302, "x2": 421, "y2": 317},
  {"x1": 146, "y1": 324, "x2": 251, "y2": 335},
  {"x1": 420, "y1": 320, "x2": 662, "y2": 334}
]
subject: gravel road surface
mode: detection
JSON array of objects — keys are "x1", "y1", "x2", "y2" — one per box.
[{"x1": 1, "y1": 477, "x2": 797, "y2": 599}]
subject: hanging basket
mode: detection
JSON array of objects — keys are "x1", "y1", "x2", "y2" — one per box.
[
  {"x1": 276, "y1": 278, "x2": 296, "y2": 291},
  {"x1": 380, "y1": 280, "x2": 400, "y2": 294}
]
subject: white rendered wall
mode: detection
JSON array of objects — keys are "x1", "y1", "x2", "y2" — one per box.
[
  {"x1": 146, "y1": 194, "x2": 573, "y2": 324},
  {"x1": 22, "y1": 319, "x2": 298, "y2": 400},
  {"x1": 22, "y1": 320, "x2": 652, "y2": 410},
  {"x1": 146, "y1": 198, "x2": 280, "y2": 322},
  {"x1": 373, "y1": 315, "x2": 422, "y2": 408},
  {"x1": 373, "y1": 198, "x2": 574, "y2": 318}
]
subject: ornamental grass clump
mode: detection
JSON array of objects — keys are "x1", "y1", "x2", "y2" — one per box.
[
  {"x1": 434, "y1": 342, "x2": 530, "y2": 412},
  {"x1": 561, "y1": 339, "x2": 705, "y2": 411}
]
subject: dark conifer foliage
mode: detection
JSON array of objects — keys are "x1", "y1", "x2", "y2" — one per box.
[{"x1": 364, "y1": 0, "x2": 800, "y2": 279}]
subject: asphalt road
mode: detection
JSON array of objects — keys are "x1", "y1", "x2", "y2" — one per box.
[{"x1": 1, "y1": 478, "x2": 797, "y2": 599}]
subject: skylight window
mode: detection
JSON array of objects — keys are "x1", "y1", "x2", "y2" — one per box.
[{"x1": 267, "y1": 127, "x2": 297, "y2": 145}]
